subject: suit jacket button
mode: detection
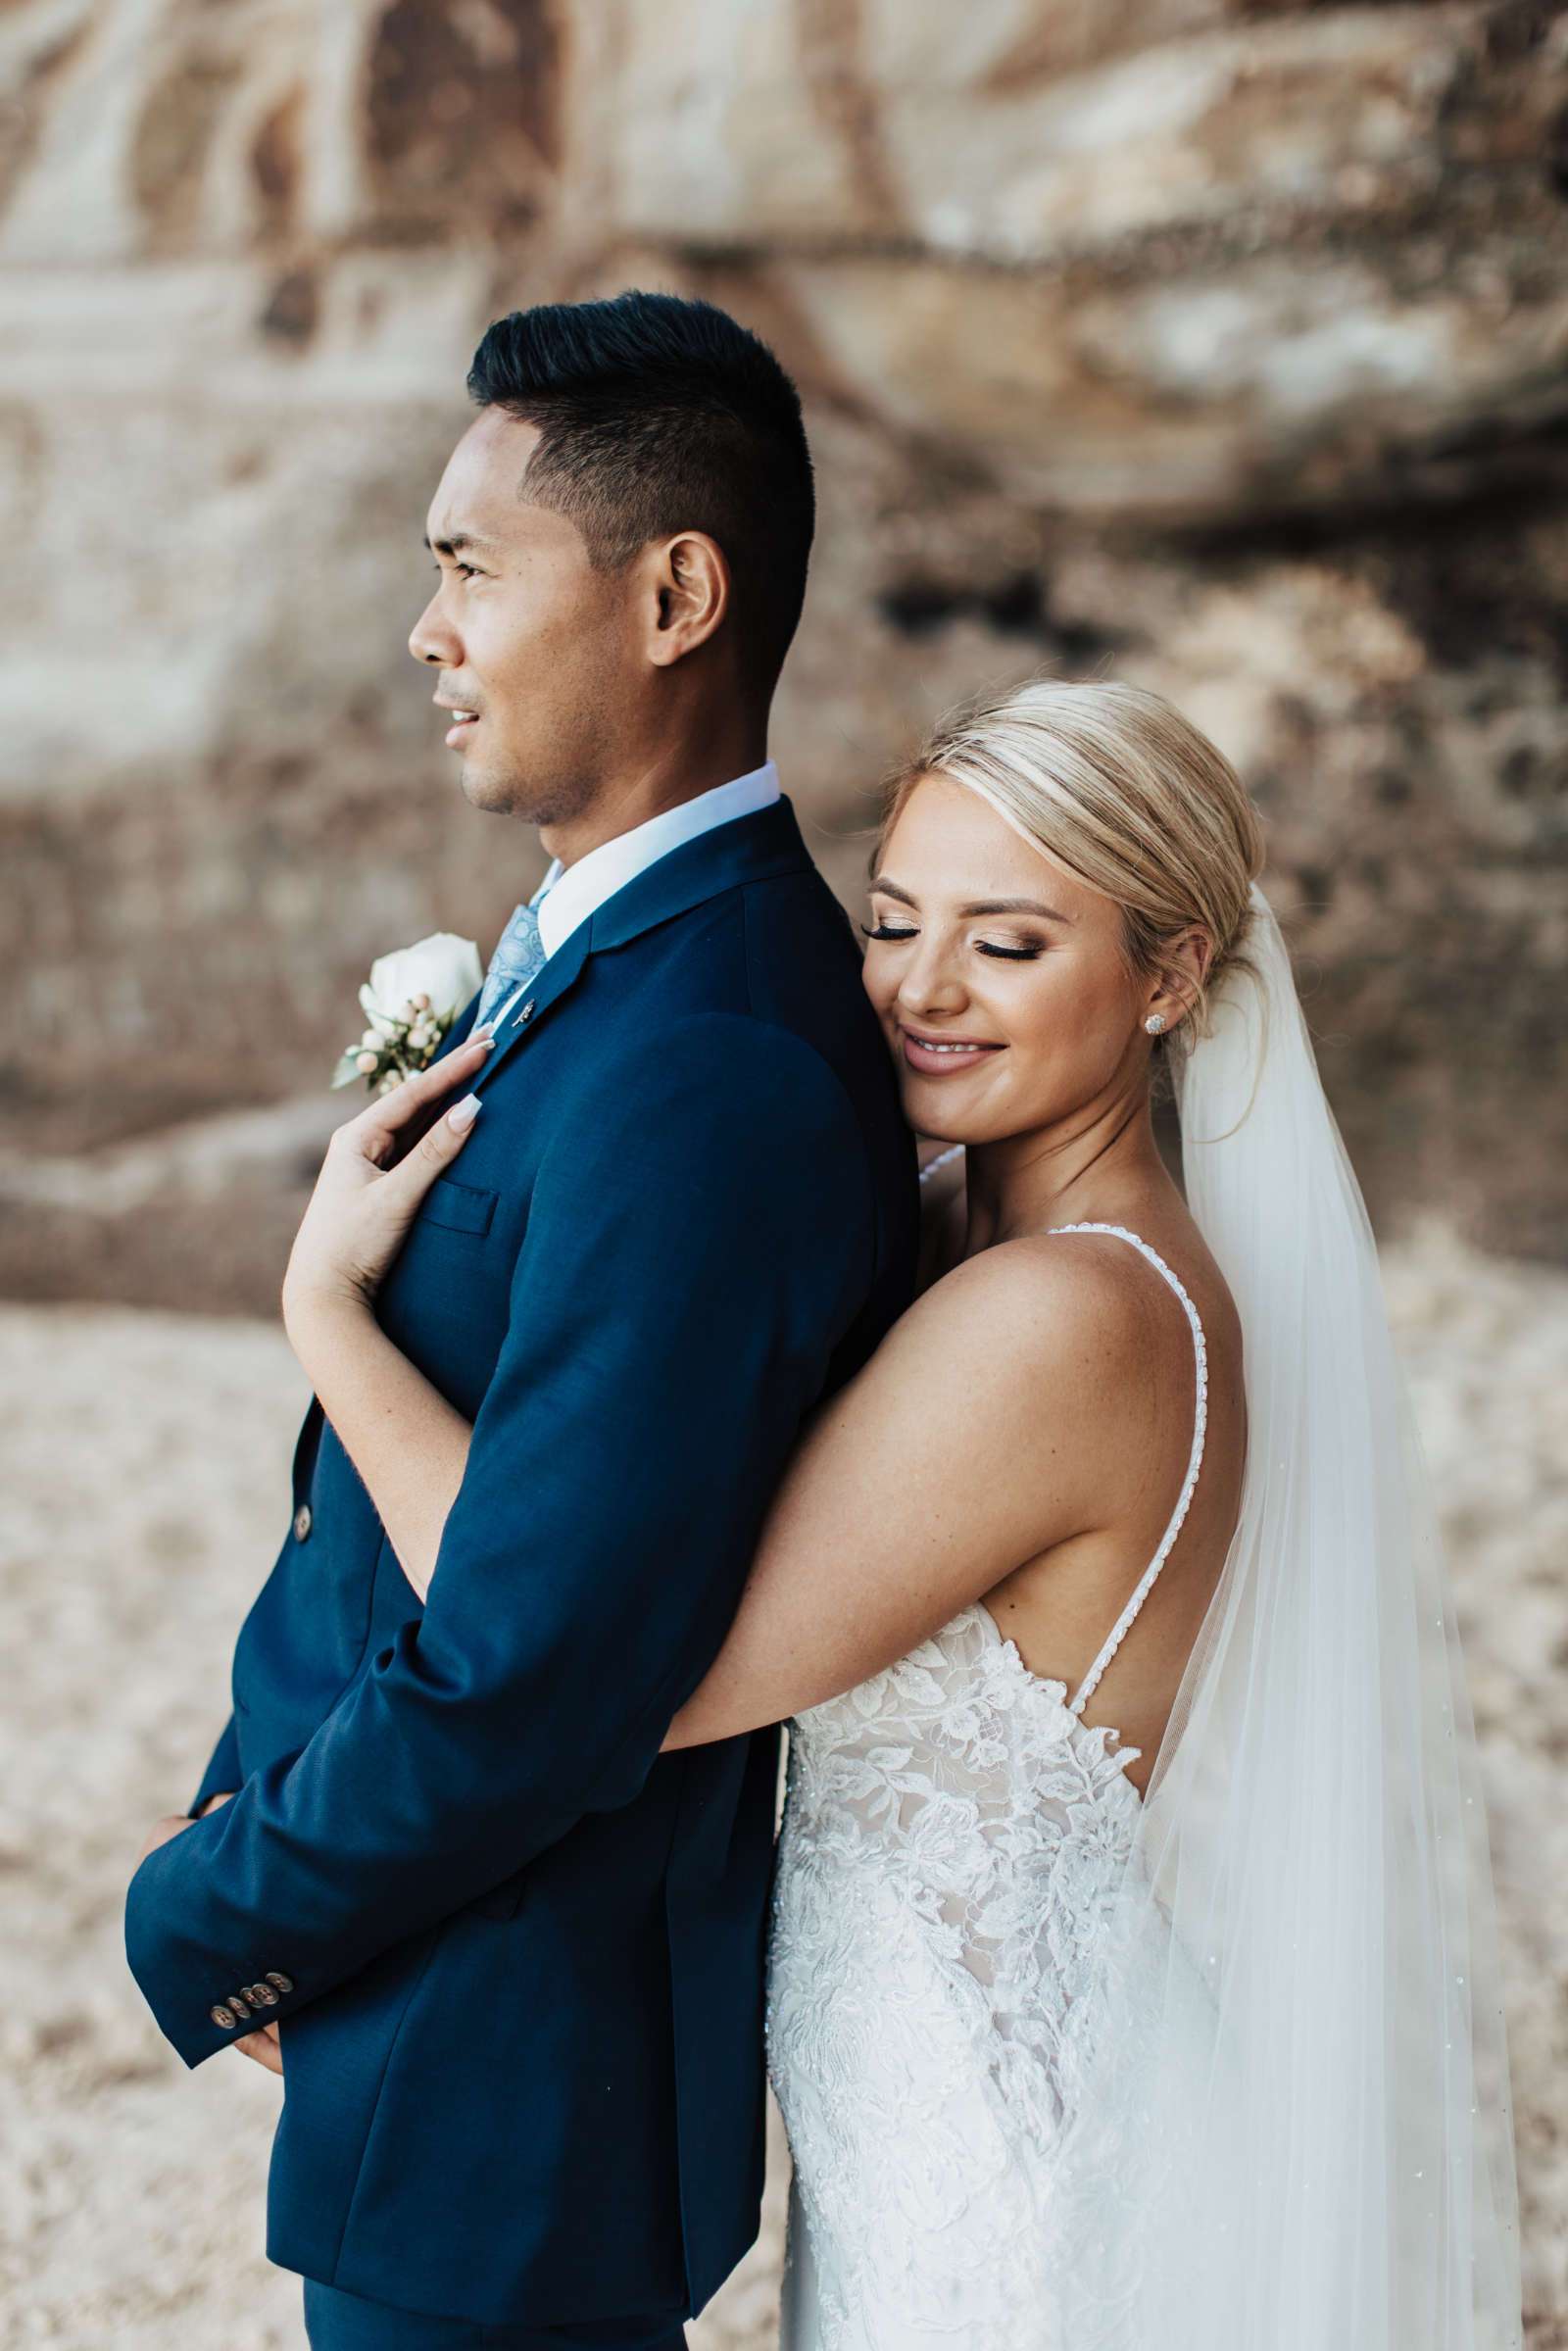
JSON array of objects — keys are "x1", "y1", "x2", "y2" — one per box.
[
  {"x1": 266, "y1": 1971, "x2": 294, "y2": 1995},
  {"x1": 228, "y1": 1989, "x2": 253, "y2": 2013},
  {"x1": 210, "y1": 2004, "x2": 236, "y2": 2030},
  {"x1": 293, "y1": 1503, "x2": 313, "y2": 1542},
  {"x1": 248, "y1": 1981, "x2": 278, "y2": 2007}
]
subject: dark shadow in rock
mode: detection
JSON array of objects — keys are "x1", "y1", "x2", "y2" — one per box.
[{"x1": 878, "y1": 572, "x2": 1130, "y2": 667}]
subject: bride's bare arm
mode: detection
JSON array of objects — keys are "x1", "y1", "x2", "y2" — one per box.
[
  {"x1": 662, "y1": 1239, "x2": 1140, "y2": 1749},
  {"x1": 279, "y1": 1042, "x2": 493, "y2": 1601},
  {"x1": 278, "y1": 1068, "x2": 1152, "y2": 1680},
  {"x1": 288, "y1": 1301, "x2": 471, "y2": 1602}
]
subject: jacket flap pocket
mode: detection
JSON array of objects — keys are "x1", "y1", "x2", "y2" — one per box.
[{"x1": 419, "y1": 1177, "x2": 497, "y2": 1238}]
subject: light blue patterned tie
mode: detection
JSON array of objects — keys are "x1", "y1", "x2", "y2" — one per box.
[{"x1": 474, "y1": 899, "x2": 547, "y2": 1031}]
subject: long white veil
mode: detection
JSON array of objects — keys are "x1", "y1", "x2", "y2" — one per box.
[{"x1": 1056, "y1": 886, "x2": 1522, "y2": 2348}]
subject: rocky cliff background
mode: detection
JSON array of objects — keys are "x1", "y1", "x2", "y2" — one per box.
[
  {"x1": 0, "y1": 0, "x2": 1564, "y2": 1301},
  {"x1": 0, "y1": 4, "x2": 1564, "y2": 2346}
]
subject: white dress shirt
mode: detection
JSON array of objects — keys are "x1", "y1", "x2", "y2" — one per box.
[{"x1": 531, "y1": 760, "x2": 780, "y2": 960}]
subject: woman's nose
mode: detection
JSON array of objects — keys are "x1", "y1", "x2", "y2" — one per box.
[
  {"x1": 409, "y1": 595, "x2": 458, "y2": 667},
  {"x1": 896, "y1": 939, "x2": 966, "y2": 1018}
]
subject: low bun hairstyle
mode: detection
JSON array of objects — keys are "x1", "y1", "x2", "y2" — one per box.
[{"x1": 881, "y1": 679, "x2": 1265, "y2": 1039}]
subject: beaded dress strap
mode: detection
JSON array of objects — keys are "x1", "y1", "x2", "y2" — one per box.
[
  {"x1": 918, "y1": 1144, "x2": 965, "y2": 1188},
  {"x1": 1050, "y1": 1222, "x2": 1209, "y2": 1717}
]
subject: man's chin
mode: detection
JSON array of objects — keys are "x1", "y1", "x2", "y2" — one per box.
[
  {"x1": 456, "y1": 758, "x2": 516, "y2": 816},
  {"x1": 456, "y1": 756, "x2": 587, "y2": 830}
]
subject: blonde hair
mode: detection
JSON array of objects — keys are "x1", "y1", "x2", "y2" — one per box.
[{"x1": 882, "y1": 678, "x2": 1265, "y2": 1037}]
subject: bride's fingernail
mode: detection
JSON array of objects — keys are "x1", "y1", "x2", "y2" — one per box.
[
  {"x1": 472, "y1": 1024, "x2": 494, "y2": 1045},
  {"x1": 448, "y1": 1094, "x2": 482, "y2": 1132}
]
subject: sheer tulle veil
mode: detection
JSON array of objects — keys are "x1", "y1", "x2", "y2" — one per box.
[{"x1": 1055, "y1": 885, "x2": 1522, "y2": 2348}]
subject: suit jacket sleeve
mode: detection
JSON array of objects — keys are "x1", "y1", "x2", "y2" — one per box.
[
  {"x1": 189, "y1": 1714, "x2": 242, "y2": 1818},
  {"x1": 125, "y1": 1013, "x2": 878, "y2": 2067}
]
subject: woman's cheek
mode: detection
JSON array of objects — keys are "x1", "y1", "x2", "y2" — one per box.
[{"x1": 859, "y1": 951, "x2": 897, "y2": 1018}]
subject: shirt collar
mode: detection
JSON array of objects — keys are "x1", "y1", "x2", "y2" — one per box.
[{"x1": 530, "y1": 760, "x2": 780, "y2": 962}]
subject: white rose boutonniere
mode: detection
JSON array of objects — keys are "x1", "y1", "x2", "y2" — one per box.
[{"x1": 333, "y1": 931, "x2": 484, "y2": 1094}]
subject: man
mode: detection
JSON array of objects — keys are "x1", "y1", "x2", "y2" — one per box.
[{"x1": 125, "y1": 292, "x2": 917, "y2": 2349}]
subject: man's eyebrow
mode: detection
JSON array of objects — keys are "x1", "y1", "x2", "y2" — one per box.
[
  {"x1": 868, "y1": 877, "x2": 1071, "y2": 921},
  {"x1": 422, "y1": 530, "x2": 504, "y2": 559}
]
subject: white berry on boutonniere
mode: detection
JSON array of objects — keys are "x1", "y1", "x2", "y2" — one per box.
[{"x1": 333, "y1": 932, "x2": 483, "y2": 1095}]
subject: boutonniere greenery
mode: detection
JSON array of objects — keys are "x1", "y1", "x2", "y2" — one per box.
[{"x1": 333, "y1": 932, "x2": 483, "y2": 1095}]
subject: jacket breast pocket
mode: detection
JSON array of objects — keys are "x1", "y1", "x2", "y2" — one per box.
[{"x1": 418, "y1": 1177, "x2": 497, "y2": 1238}]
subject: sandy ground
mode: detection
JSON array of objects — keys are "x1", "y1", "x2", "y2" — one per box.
[{"x1": 1, "y1": 1225, "x2": 1563, "y2": 2347}]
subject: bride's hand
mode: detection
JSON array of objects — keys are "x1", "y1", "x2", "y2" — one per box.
[{"x1": 281, "y1": 1036, "x2": 494, "y2": 1347}]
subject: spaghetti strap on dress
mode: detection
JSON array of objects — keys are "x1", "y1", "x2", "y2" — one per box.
[{"x1": 1054, "y1": 1225, "x2": 1208, "y2": 1714}]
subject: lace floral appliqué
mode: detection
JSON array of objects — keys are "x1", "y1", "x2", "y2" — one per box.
[{"x1": 768, "y1": 1605, "x2": 1142, "y2": 2351}]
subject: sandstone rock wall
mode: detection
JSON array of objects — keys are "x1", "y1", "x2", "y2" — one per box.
[{"x1": 1, "y1": 0, "x2": 1565, "y2": 1305}]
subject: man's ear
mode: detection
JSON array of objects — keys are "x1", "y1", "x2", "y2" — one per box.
[{"x1": 645, "y1": 531, "x2": 730, "y2": 667}]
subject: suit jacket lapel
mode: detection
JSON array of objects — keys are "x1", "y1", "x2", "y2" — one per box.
[
  {"x1": 475, "y1": 917, "x2": 592, "y2": 1090},
  {"x1": 474, "y1": 798, "x2": 815, "y2": 1092},
  {"x1": 432, "y1": 996, "x2": 481, "y2": 1066}
]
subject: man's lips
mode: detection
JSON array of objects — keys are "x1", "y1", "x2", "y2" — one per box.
[
  {"x1": 898, "y1": 1028, "x2": 1004, "y2": 1077},
  {"x1": 434, "y1": 696, "x2": 480, "y2": 748}
]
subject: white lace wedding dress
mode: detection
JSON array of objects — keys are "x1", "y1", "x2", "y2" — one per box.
[{"x1": 767, "y1": 1225, "x2": 1207, "y2": 2351}]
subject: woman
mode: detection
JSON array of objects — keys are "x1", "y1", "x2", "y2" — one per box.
[{"x1": 283, "y1": 681, "x2": 1520, "y2": 2349}]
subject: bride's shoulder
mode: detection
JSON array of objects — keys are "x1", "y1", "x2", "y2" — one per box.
[
  {"x1": 841, "y1": 1226, "x2": 1216, "y2": 1533},
  {"x1": 899, "y1": 1227, "x2": 1180, "y2": 1392}
]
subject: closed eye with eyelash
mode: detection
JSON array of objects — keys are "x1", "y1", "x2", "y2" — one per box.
[{"x1": 860, "y1": 921, "x2": 1042, "y2": 961}]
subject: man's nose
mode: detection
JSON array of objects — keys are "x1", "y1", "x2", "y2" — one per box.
[{"x1": 409, "y1": 594, "x2": 459, "y2": 668}]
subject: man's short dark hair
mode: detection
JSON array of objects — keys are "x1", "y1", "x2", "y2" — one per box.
[{"x1": 467, "y1": 291, "x2": 814, "y2": 696}]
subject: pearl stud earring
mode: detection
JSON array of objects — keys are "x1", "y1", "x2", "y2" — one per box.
[{"x1": 1144, "y1": 1013, "x2": 1167, "y2": 1036}]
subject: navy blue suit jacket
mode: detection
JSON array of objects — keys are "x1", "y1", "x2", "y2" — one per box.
[{"x1": 124, "y1": 799, "x2": 918, "y2": 2327}]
